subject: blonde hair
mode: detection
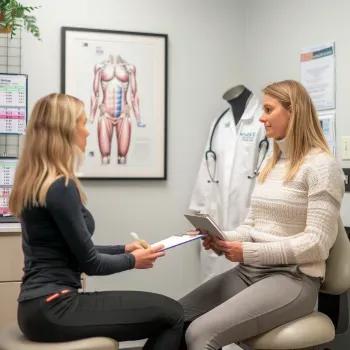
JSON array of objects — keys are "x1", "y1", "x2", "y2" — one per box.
[
  {"x1": 258, "y1": 80, "x2": 331, "y2": 182},
  {"x1": 9, "y1": 93, "x2": 87, "y2": 216}
]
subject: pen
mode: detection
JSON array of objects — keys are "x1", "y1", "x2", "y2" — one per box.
[{"x1": 130, "y1": 232, "x2": 148, "y2": 249}]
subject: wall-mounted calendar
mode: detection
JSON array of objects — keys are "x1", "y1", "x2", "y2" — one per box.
[{"x1": 0, "y1": 73, "x2": 27, "y2": 135}]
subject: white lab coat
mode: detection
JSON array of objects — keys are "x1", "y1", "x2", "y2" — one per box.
[{"x1": 189, "y1": 94, "x2": 271, "y2": 283}]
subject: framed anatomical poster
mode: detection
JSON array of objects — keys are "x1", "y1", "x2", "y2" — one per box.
[{"x1": 61, "y1": 27, "x2": 168, "y2": 180}]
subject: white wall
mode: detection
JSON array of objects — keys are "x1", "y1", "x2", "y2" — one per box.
[
  {"x1": 20, "y1": 0, "x2": 246, "y2": 299},
  {"x1": 10, "y1": 1, "x2": 349, "y2": 348},
  {"x1": 17, "y1": 0, "x2": 350, "y2": 297},
  {"x1": 243, "y1": 0, "x2": 350, "y2": 224}
]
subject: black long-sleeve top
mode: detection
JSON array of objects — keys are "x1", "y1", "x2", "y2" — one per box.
[{"x1": 18, "y1": 178, "x2": 135, "y2": 301}]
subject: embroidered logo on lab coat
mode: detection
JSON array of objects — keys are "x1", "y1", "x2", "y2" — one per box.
[{"x1": 240, "y1": 131, "x2": 256, "y2": 142}]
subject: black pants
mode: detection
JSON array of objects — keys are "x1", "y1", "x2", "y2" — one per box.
[{"x1": 18, "y1": 289, "x2": 184, "y2": 350}]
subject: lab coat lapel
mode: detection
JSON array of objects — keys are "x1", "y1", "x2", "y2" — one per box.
[
  {"x1": 241, "y1": 95, "x2": 259, "y2": 121},
  {"x1": 231, "y1": 94, "x2": 260, "y2": 170},
  {"x1": 228, "y1": 96, "x2": 258, "y2": 172},
  {"x1": 223, "y1": 95, "x2": 259, "y2": 228},
  {"x1": 219, "y1": 110, "x2": 237, "y2": 217}
]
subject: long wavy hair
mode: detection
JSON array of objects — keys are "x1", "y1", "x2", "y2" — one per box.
[
  {"x1": 9, "y1": 93, "x2": 87, "y2": 216},
  {"x1": 258, "y1": 80, "x2": 331, "y2": 182}
]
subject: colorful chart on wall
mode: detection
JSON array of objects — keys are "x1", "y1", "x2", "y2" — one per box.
[
  {"x1": 61, "y1": 27, "x2": 168, "y2": 180},
  {"x1": 0, "y1": 73, "x2": 27, "y2": 134},
  {"x1": 0, "y1": 158, "x2": 18, "y2": 222}
]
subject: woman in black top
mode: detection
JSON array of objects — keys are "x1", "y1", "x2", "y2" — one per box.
[{"x1": 10, "y1": 93, "x2": 184, "y2": 349}]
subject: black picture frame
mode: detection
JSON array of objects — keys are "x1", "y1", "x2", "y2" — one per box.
[{"x1": 61, "y1": 27, "x2": 168, "y2": 180}]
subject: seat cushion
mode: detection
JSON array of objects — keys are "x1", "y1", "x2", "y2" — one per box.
[
  {"x1": 0, "y1": 324, "x2": 119, "y2": 350},
  {"x1": 243, "y1": 312, "x2": 335, "y2": 349}
]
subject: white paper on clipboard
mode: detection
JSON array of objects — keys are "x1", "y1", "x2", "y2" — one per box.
[{"x1": 151, "y1": 234, "x2": 205, "y2": 251}]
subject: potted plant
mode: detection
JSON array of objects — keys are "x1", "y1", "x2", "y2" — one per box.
[{"x1": 0, "y1": 0, "x2": 40, "y2": 40}]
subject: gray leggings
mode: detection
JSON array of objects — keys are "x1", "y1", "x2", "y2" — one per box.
[{"x1": 179, "y1": 263, "x2": 320, "y2": 350}]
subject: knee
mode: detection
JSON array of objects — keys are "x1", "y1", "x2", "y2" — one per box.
[
  {"x1": 162, "y1": 297, "x2": 184, "y2": 329},
  {"x1": 185, "y1": 322, "x2": 203, "y2": 348},
  {"x1": 185, "y1": 321, "x2": 219, "y2": 350}
]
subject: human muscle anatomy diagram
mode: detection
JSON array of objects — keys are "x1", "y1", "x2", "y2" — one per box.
[{"x1": 90, "y1": 54, "x2": 146, "y2": 165}]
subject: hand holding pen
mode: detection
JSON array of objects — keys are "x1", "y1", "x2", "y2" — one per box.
[
  {"x1": 126, "y1": 232, "x2": 149, "y2": 252},
  {"x1": 128, "y1": 232, "x2": 165, "y2": 269}
]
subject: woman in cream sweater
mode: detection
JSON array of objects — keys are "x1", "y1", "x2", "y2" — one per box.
[{"x1": 179, "y1": 80, "x2": 345, "y2": 350}]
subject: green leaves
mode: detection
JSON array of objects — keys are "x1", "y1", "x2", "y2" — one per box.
[{"x1": 0, "y1": 0, "x2": 41, "y2": 40}]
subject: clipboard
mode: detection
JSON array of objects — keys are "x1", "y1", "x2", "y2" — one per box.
[
  {"x1": 184, "y1": 213, "x2": 228, "y2": 240},
  {"x1": 151, "y1": 234, "x2": 205, "y2": 251}
]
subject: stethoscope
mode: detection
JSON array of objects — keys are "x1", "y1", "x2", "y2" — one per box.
[{"x1": 205, "y1": 109, "x2": 269, "y2": 183}]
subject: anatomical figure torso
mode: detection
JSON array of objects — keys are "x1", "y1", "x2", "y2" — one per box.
[{"x1": 90, "y1": 54, "x2": 146, "y2": 165}]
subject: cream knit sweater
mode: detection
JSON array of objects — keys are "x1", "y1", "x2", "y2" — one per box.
[{"x1": 224, "y1": 139, "x2": 345, "y2": 279}]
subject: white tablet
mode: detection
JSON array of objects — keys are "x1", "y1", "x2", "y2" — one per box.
[
  {"x1": 151, "y1": 234, "x2": 205, "y2": 251},
  {"x1": 184, "y1": 213, "x2": 228, "y2": 240}
]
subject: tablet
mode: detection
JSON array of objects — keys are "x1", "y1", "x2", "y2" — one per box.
[
  {"x1": 151, "y1": 234, "x2": 205, "y2": 251},
  {"x1": 184, "y1": 213, "x2": 228, "y2": 240}
]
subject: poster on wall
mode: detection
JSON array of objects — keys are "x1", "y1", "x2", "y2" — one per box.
[
  {"x1": 61, "y1": 27, "x2": 168, "y2": 180},
  {"x1": 319, "y1": 111, "x2": 336, "y2": 156},
  {"x1": 300, "y1": 41, "x2": 336, "y2": 111},
  {"x1": 0, "y1": 73, "x2": 28, "y2": 135},
  {"x1": 0, "y1": 158, "x2": 19, "y2": 223}
]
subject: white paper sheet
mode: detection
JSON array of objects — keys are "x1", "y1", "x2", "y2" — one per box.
[
  {"x1": 301, "y1": 41, "x2": 336, "y2": 111},
  {"x1": 151, "y1": 234, "x2": 205, "y2": 251},
  {"x1": 319, "y1": 111, "x2": 336, "y2": 155}
]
